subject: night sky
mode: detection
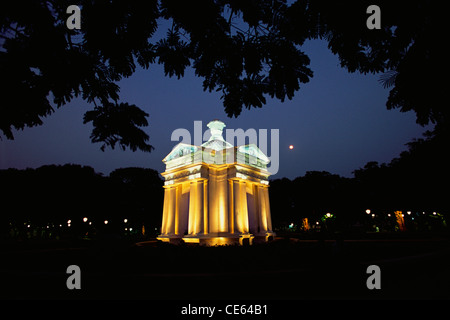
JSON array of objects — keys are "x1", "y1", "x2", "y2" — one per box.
[{"x1": 0, "y1": 39, "x2": 428, "y2": 179}]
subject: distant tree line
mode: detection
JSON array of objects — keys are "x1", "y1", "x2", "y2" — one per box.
[
  {"x1": 1, "y1": 129, "x2": 448, "y2": 240},
  {"x1": 270, "y1": 129, "x2": 449, "y2": 234},
  {"x1": 0, "y1": 165, "x2": 163, "y2": 240}
]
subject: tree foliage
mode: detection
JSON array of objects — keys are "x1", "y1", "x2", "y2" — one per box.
[
  {"x1": 270, "y1": 129, "x2": 450, "y2": 231},
  {"x1": 1, "y1": 1, "x2": 447, "y2": 151},
  {"x1": 0, "y1": 164, "x2": 164, "y2": 237}
]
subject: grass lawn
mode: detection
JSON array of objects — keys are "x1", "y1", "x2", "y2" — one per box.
[{"x1": 1, "y1": 236, "x2": 449, "y2": 299}]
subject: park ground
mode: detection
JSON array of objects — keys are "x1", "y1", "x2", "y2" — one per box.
[{"x1": 0, "y1": 235, "x2": 449, "y2": 300}]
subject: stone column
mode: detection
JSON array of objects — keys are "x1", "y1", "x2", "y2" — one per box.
[
  {"x1": 188, "y1": 180, "x2": 205, "y2": 235},
  {"x1": 217, "y1": 172, "x2": 228, "y2": 233},
  {"x1": 163, "y1": 185, "x2": 176, "y2": 235},
  {"x1": 208, "y1": 168, "x2": 228, "y2": 234},
  {"x1": 188, "y1": 181, "x2": 197, "y2": 235},
  {"x1": 160, "y1": 187, "x2": 170, "y2": 234},
  {"x1": 247, "y1": 183, "x2": 258, "y2": 234},
  {"x1": 208, "y1": 173, "x2": 217, "y2": 233},
  {"x1": 203, "y1": 180, "x2": 209, "y2": 234},
  {"x1": 253, "y1": 184, "x2": 262, "y2": 235},
  {"x1": 196, "y1": 180, "x2": 204, "y2": 234},
  {"x1": 228, "y1": 179, "x2": 235, "y2": 234},
  {"x1": 257, "y1": 185, "x2": 269, "y2": 232},
  {"x1": 263, "y1": 186, "x2": 273, "y2": 232},
  {"x1": 174, "y1": 184, "x2": 181, "y2": 235},
  {"x1": 234, "y1": 180, "x2": 249, "y2": 233},
  {"x1": 232, "y1": 180, "x2": 240, "y2": 233}
]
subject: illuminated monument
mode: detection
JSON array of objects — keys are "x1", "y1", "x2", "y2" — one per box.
[{"x1": 157, "y1": 120, "x2": 275, "y2": 245}]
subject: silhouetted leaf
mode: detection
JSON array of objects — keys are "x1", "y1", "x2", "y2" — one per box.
[{"x1": 83, "y1": 102, "x2": 153, "y2": 152}]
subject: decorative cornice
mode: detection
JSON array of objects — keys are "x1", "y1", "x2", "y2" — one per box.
[{"x1": 235, "y1": 167, "x2": 269, "y2": 182}]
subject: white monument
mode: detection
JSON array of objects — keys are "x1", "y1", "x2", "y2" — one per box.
[{"x1": 157, "y1": 120, "x2": 275, "y2": 245}]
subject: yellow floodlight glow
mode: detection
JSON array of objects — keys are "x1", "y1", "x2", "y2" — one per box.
[
  {"x1": 394, "y1": 211, "x2": 405, "y2": 231},
  {"x1": 183, "y1": 238, "x2": 200, "y2": 244},
  {"x1": 158, "y1": 120, "x2": 275, "y2": 246}
]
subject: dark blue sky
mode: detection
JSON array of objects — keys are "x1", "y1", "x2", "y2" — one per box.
[{"x1": 0, "y1": 39, "x2": 428, "y2": 179}]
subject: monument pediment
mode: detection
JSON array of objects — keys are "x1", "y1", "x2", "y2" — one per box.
[
  {"x1": 163, "y1": 143, "x2": 198, "y2": 163},
  {"x1": 238, "y1": 144, "x2": 270, "y2": 164}
]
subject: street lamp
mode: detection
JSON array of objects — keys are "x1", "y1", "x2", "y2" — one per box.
[
  {"x1": 83, "y1": 217, "x2": 88, "y2": 223},
  {"x1": 366, "y1": 209, "x2": 371, "y2": 215}
]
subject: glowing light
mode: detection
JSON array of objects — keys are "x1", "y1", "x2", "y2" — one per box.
[
  {"x1": 371, "y1": 214, "x2": 375, "y2": 218},
  {"x1": 183, "y1": 237, "x2": 200, "y2": 244},
  {"x1": 289, "y1": 222, "x2": 294, "y2": 228},
  {"x1": 433, "y1": 212, "x2": 437, "y2": 215},
  {"x1": 394, "y1": 211, "x2": 405, "y2": 231},
  {"x1": 67, "y1": 220, "x2": 71, "y2": 224},
  {"x1": 68, "y1": 223, "x2": 71, "y2": 227},
  {"x1": 407, "y1": 211, "x2": 411, "y2": 215},
  {"x1": 326, "y1": 213, "x2": 331, "y2": 218},
  {"x1": 302, "y1": 218, "x2": 310, "y2": 231},
  {"x1": 124, "y1": 219, "x2": 128, "y2": 223},
  {"x1": 366, "y1": 209, "x2": 371, "y2": 214},
  {"x1": 27, "y1": 225, "x2": 30, "y2": 228},
  {"x1": 104, "y1": 220, "x2": 108, "y2": 225},
  {"x1": 83, "y1": 217, "x2": 88, "y2": 223},
  {"x1": 88, "y1": 221, "x2": 92, "y2": 225},
  {"x1": 129, "y1": 228, "x2": 133, "y2": 232},
  {"x1": 387, "y1": 214, "x2": 391, "y2": 217},
  {"x1": 289, "y1": 145, "x2": 294, "y2": 150}
]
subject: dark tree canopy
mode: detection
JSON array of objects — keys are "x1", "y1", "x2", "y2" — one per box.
[{"x1": 1, "y1": 0, "x2": 447, "y2": 152}]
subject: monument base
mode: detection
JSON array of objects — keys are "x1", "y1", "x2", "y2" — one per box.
[
  {"x1": 158, "y1": 231, "x2": 275, "y2": 246},
  {"x1": 252, "y1": 231, "x2": 276, "y2": 244},
  {"x1": 156, "y1": 234, "x2": 183, "y2": 245}
]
